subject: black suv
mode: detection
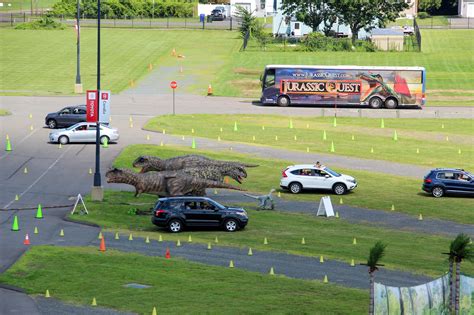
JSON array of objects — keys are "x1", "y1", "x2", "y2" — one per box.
[
  {"x1": 422, "y1": 168, "x2": 474, "y2": 198},
  {"x1": 152, "y1": 197, "x2": 248, "y2": 233},
  {"x1": 44, "y1": 105, "x2": 87, "y2": 129},
  {"x1": 210, "y1": 9, "x2": 226, "y2": 21}
]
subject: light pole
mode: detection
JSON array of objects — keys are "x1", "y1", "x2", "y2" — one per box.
[
  {"x1": 91, "y1": 0, "x2": 103, "y2": 201},
  {"x1": 74, "y1": 0, "x2": 83, "y2": 94}
]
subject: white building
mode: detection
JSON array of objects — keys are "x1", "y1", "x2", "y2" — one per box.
[
  {"x1": 458, "y1": 0, "x2": 474, "y2": 17},
  {"x1": 229, "y1": 0, "x2": 276, "y2": 17}
]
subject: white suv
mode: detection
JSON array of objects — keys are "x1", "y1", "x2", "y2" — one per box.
[{"x1": 280, "y1": 164, "x2": 357, "y2": 195}]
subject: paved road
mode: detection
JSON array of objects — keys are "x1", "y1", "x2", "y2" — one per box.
[{"x1": 0, "y1": 94, "x2": 472, "y2": 314}]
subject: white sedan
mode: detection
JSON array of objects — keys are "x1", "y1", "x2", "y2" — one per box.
[
  {"x1": 280, "y1": 164, "x2": 357, "y2": 195},
  {"x1": 49, "y1": 122, "x2": 119, "y2": 145}
]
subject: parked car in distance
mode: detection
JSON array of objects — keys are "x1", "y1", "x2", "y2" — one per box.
[
  {"x1": 211, "y1": 8, "x2": 226, "y2": 21},
  {"x1": 45, "y1": 105, "x2": 87, "y2": 129},
  {"x1": 49, "y1": 122, "x2": 119, "y2": 145},
  {"x1": 422, "y1": 168, "x2": 474, "y2": 198},
  {"x1": 152, "y1": 196, "x2": 248, "y2": 233},
  {"x1": 280, "y1": 164, "x2": 357, "y2": 195}
]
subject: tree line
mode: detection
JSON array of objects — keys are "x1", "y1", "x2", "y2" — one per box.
[
  {"x1": 280, "y1": 0, "x2": 409, "y2": 45},
  {"x1": 52, "y1": 0, "x2": 196, "y2": 19}
]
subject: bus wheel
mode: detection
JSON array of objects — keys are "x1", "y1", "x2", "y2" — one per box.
[
  {"x1": 369, "y1": 97, "x2": 383, "y2": 109},
  {"x1": 277, "y1": 96, "x2": 290, "y2": 107},
  {"x1": 385, "y1": 98, "x2": 398, "y2": 109}
]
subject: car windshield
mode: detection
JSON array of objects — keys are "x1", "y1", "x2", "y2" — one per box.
[
  {"x1": 209, "y1": 199, "x2": 225, "y2": 209},
  {"x1": 323, "y1": 167, "x2": 341, "y2": 177}
]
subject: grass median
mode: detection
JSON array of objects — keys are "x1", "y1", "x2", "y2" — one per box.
[
  {"x1": 0, "y1": 246, "x2": 368, "y2": 314},
  {"x1": 69, "y1": 190, "x2": 473, "y2": 277},
  {"x1": 144, "y1": 115, "x2": 474, "y2": 170}
]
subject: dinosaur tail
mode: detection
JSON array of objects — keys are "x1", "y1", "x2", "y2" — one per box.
[
  {"x1": 241, "y1": 163, "x2": 259, "y2": 168},
  {"x1": 243, "y1": 194, "x2": 258, "y2": 199},
  {"x1": 201, "y1": 179, "x2": 246, "y2": 191}
]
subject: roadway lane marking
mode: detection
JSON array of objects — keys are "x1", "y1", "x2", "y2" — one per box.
[
  {"x1": 3, "y1": 146, "x2": 73, "y2": 209},
  {"x1": 0, "y1": 129, "x2": 39, "y2": 160}
]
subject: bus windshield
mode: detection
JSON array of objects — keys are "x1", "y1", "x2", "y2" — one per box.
[{"x1": 262, "y1": 68, "x2": 275, "y2": 90}]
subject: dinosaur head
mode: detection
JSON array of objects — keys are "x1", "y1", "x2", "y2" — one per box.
[
  {"x1": 106, "y1": 168, "x2": 132, "y2": 183},
  {"x1": 223, "y1": 166, "x2": 247, "y2": 184},
  {"x1": 132, "y1": 155, "x2": 162, "y2": 173}
]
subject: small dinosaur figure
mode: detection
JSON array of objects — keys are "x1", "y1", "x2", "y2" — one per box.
[
  {"x1": 106, "y1": 168, "x2": 245, "y2": 197},
  {"x1": 132, "y1": 155, "x2": 258, "y2": 183},
  {"x1": 244, "y1": 189, "x2": 276, "y2": 210}
]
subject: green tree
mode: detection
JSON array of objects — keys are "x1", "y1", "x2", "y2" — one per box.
[
  {"x1": 334, "y1": 0, "x2": 408, "y2": 46},
  {"x1": 235, "y1": 6, "x2": 263, "y2": 38},
  {"x1": 363, "y1": 241, "x2": 386, "y2": 315},
  {"x1": 418, "y1": 0, "x2": 442, "y2": 13},
  {"x1": 447, "y1": 234, "x2": 474, "y2": 315},
  {"x1": 280, "y1": 0, "x2": 336, "y2": 32}
]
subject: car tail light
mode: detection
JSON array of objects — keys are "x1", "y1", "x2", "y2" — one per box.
[
  {"x1": 155, "y1": 209, "x2": 167, "y2": 216},
  {"x1": 424, "y1": 178, "x2": 432, "y2": 184},
  {"x1": 282, "y1": 169, "x2": 288, "y2": 178}
]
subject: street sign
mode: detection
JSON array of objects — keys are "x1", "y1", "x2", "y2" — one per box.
[
  {"x1": 86, "y1": 90, "x2": 98, "y2": 122},
  {"x1": 99, "y1": 91, "x2": 111, "y2": 123},
  {"x1": 170, "y1": 81, "x2": 177, "y2": 89}
]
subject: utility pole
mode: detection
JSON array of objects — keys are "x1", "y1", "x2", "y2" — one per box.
[
  {"x1": 74, "y1": 0, "x2": 83, "y2": 94},
  {"x1": 91, "y1": 0, "x2": 103, "y2": 201}
]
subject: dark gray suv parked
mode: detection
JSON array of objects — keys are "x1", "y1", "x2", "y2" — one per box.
[
  {"x1": 152, "y1": 196, "x2": 248, "y2": 233},
  {"x1": 44, "y1": 105, "x2": 87, "y2": 129}
]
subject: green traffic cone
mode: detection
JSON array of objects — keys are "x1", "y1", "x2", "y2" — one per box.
[
  {"x1": 289, "y1": 119, "x2": 293, "y2": 129},
  {"x1": 35, "y1": 204, "x2": 43, "y2": 219},
  {"x1": 330, "y1": 141, "x2": 335, "y2": 153},
  {"x1": 233, "y1": 121, "x2": 238, "y2": 131},
  {"x1": 380, "y1": 118, "x2": 385, "y2": 129},
  {"x1": 393, "y1": 130, "x2": 398, "y2": 141},
  {"x1": 11, "y1": 215, "x2": 19, "y2": 231},
  {"x1": 333, "y1": 117, "x2": 337, "y2": 127},
  {"x1": 5, "y1": 139, "x2": 12, "y2": 151},
  {"x1": 102, "y1": 137, "x2": 108, "y2": 148},
  {"x1": 323, "y1": 130, "x2": 327, "y2": 141},
  {"x1": 191, "y1": 138, "x2": 196, "y2": 149}
]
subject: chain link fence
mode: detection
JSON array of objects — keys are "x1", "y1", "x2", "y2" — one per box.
[{"x1": 0, "y1": 12, "x2": 238, "y2": 30}]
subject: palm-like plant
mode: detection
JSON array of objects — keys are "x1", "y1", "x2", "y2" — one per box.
[
  {"x1": 363, "y1": 241, "x2": 386, "y2": 315},
  {"x1": 449, "y1": 234, "x2": 473, "y2": 315}
]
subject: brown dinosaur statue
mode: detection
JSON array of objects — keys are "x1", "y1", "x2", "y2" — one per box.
[
  {"x1": 106, "y1": 168, "x2": 245, "y2": 197},
  {"x1": 132, "y1": 155, "x2": 258, "y2": 183}
]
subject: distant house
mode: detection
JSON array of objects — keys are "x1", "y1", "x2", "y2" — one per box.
[
  {"x1": 458, "y1": 0, "x2": 474, "y2": 17},
  {"x1": 229, "y1": 0, "x2": 275, "y2": 16},
  {"x1": 402, "y1": 0, "x2": 418, "y2": 18}
]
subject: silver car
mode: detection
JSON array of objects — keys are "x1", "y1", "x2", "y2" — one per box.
[{"x1": 49, "y1": 122, "x2": 119, "y2": 145}]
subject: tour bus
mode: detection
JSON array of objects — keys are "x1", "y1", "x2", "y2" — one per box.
[{"x1": 260, "y1": 65, "x2": 426, "y2": 109}]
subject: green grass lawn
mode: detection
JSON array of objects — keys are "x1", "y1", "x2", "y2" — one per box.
[
  {"x1": 0, "y1": 0, "x2": 58, "y2": 11},
  {"x1": 144, "y1": 115, "x2": 474, "y2": 170},
  {"x1": 0, "y1": 246, "x2": 368, "y2": 314},
  {"x1": 1, "y1": 27, "x2": 473, "y2": 106},
  {"x1": 390, "y1": 16, "x2": 450, "y2": 27},
  {"x1": 69, "y1": 190, "x2": 473, "y2": 277},
  {"x1": 111, "y1": 144, "x2": 474, "y2": 224}
]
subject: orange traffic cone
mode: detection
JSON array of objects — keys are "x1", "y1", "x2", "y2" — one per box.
[
  {"x1": 99, "y1": 237, "x2": 106, "y2": 252},
  {"x1": 165, "y1": 247, "x2": 171, "y2": 259},
  {"x1": 23, "y1": 234, "x2": 30, "y2": 245},
  {"x1": 207, "y1": 84, "x2": 213, "y2": 96}
]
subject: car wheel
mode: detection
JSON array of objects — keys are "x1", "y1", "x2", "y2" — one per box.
[
  {"x1": 47, "y1": 119, "x2": 57, "y2": 129},
  {"x1": 224, "y1": 219, "x2": 238, "y2": 232},
  {"x1": 277, "y1": 96, "x2": 290, "y2": 107},
  {"x1": 432, "y1": 186, "x2": 444, "y2": 198},
  {"x1": 168, "y1": 219, "x2": 182, "y2": 233},
  {"x1": 100, "y1": 136, "x2": 110, "y2": 144},
  {"x1": 385, "y1": 98, "x2": 398, "y2": 109},
  {"x1": 58, "y1": 136, "x2": 69, "y2": 145},
  {"x1": 369, "y1": 97, "x2": 383, "y2": 109},
  {"x1": 289, "y1": 182, "x2": 302, "y2": 194},
  {"x1": 333, "y1": 183, "x2": 347, "y2": 195}
]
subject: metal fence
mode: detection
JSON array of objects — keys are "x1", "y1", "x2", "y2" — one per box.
[
  {"x1": 416, "y1": 17, "x2": 473, "y2": 29},
  {"x1": 0, "y1": 12, "x2": 237, "y2": 30},
  {"x1": 413, "y1": 18, "x2": 422, "y2": 52}
]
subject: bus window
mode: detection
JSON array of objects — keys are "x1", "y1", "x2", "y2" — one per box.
[{"x1": 263, "y1": 69, "x2": 275, "y2": 89}]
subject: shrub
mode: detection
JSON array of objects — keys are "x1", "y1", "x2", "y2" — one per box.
[
  {"x1": 417, "y1": 12, "x2": 431, "y2": 19},
  {"x1": 300, "y1": 32, "x2": 377, "y2": 52},
  {"x1": 15, "y1": 16, "x2": 66, "y2": 30}
]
